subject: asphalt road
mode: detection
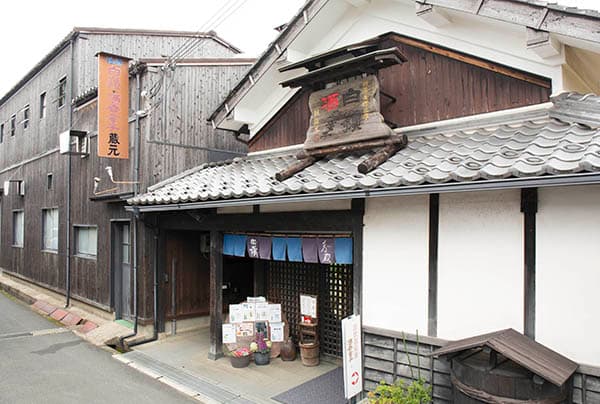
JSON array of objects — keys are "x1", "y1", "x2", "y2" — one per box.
[{"x1": 0, "y1": 292, "x2": 195, "y2": 404}]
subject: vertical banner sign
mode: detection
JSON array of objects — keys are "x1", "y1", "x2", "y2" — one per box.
[
  {"x1": 342, "y1": 314, "x2": 363, "y2": 400},
  {"x1": 98, "y1": 53, "x2": 129, "y2": 159}
]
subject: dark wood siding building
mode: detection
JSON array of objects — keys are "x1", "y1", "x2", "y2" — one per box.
[{"x1": 0, "y1": 28, "x2": 250, "y2": 318}]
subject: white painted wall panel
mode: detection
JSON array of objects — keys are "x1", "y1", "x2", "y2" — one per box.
[
  {"x1": 438, "y1": 190, "x2": 523, "y2": 340},
  {"x1": 537, "y1": 186, "x2": 600, "y2": 366},
  {"x1": 363, "y1": 195, "x2": 429, "y2": 334}
]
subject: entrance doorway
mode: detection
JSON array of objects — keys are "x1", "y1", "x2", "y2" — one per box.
[
  {"x1": 162, "y1": 231, "x2": 210, "y2": 326},
  {"x1": 112, "y1": 221, "x2": 131, "y2": 320}
]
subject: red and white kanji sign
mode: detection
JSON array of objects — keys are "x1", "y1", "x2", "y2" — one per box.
[{"x1": 342, "y1": 314, "x2": 363, "y2": 399}]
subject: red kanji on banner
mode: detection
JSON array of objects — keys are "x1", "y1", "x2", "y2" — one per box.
[{"x1": 320, "y1": 92, "x2": 339, "y2": 112}]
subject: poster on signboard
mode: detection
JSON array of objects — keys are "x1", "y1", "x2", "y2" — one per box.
[
  {"x1": 342, "y1": 314, "x2": 363, "y2": 400},
  {"x1": 270, "y1": 322, "x2": 285, "y2": 342},
  {"x1": 236, "y1": 322, "x2": 255, "y2": 338},
  {"x1": 241, "y1": 302, "x2": 256, "y2": 322},
  {"x1": 229, "y1": 304, "x2": 243, "y2": 323},
  {"x1": 255, "y1": 302, "x2": 269, "y2": 321},
  {"x1": 97, "y1": 52, "x2": 130, "y2": 159},
  {"x1": 222, "y1": 323, "x2": 236, "y2": 344},
  {"x1": 268, "y1": 304, "x2": 282, "y2": 322}
]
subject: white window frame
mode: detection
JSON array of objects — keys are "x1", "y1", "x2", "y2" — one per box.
[
  {"x1": 74, "y1": 225, "x2": 97, "y2": 259},
  {"x1": 58, "y1": 77, "x2": 67, "y2": 108},
  {"x1": 12, "y1": 210, "x2": 24, "y2": 247},
  {"x1": 10, "y1": 114, "x2": 16, "y2": 136},
  {"x1": 22, "y1": 104, "x2": 30, "y2": 130},
  {"x1": 40, "y1": 92, "x2": 47, "y2": 119},
  {"x1": 42, "y1": 208, "x2": 59, "y2": 252}
]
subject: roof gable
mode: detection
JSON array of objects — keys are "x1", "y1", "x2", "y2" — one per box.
[{"x1": 209, "y1": 0, "x2": 600, "y2": 138}]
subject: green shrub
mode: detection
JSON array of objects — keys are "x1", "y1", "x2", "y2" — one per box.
[{"x1": 367, "y1": 378, "x2": 432, "y2": 404}]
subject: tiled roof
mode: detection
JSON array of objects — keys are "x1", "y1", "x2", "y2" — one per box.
[{"x1": 130, "y1": 93, "x2": 600, "y2": 207}]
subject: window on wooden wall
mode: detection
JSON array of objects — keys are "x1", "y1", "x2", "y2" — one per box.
[
  {"x1": 40, "y1": 92, "x2": 47, "y2": 119},
  {"x1": 58, "y1": 77, "x2": 67, "y2": 108},
  {"x1": 74, "y1": 225, "x2": 97, "y2": 258},
  {"x1": 22, "y1": 105, "x2": 30, "y2": 129},
  {"x1": 0, "y1": 123, "x2": 4, "y2": 143},
  {"x1": 12, "y1": 210, "x2": 24, "y2": 247},
  {"x1": 10, "y1": 114, "x2": 16, "y2": 136},
  {"x1": 42, "y1": 208, "x2": 58, "y2": 252}
]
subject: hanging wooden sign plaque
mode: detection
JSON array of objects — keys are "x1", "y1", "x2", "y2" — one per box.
[{"x1": 304, "y1": 74, "x2": 393, "y2": 151}]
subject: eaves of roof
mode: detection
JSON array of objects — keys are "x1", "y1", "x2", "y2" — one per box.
[{"x1": 208, "y1": 0, "x2": 600, "y2": 129}]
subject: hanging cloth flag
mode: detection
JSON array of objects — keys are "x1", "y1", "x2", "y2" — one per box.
[
  {"x1": 233, "y1": 235, "x2": 247, "y2": 257},
  {"x1": 302, "y1": 238, "x2": 319, "y2": 263},
  {"x1": 258, "y1": 237, "x2": 271, "y2": 260},
  {"x1": 317, "y1": 238, "x2": 335, "y2": 264},
  {"x1": 272, "y1": 237, "x2": 287, "y2": 261},
  {"x1": 223, "y1": 234, "x2": 236, "y2": 256},
  {"x1": 247, "y1": 236, "x2": 260, "y2": 258},
  {"x1": 335, "y1": 237, "x2": 353, "y2": 264},
  {"x1": 286, "y1": 238, "x2": 303, "y2": 262}
]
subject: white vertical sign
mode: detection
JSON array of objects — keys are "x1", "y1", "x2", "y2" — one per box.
[{"x1": 342, "y1": 314, "x2": 363, "y2": 399}]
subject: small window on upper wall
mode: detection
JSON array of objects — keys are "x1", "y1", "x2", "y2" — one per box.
[
  {"x1": 40, "y1": 92, "x2": 47, "y2": 119},
  {"x1": 75, "y1": 225, "x2": 97, "y2": 258},
  {"x1": 0, "y1": 123, "x2": 4, "y2": 143},
  {"x1": 58, "y1": 77, "x2": 67, "y2": 108},
  {"x1": 22, "y1": 105, "x2": 30, "y2": 129},
  {"x1": 10, "y1": 115, "x2": 16, "y2": 136},
  {"x1": 47, "y1": 173, "x2": 53, "y2": 190}
]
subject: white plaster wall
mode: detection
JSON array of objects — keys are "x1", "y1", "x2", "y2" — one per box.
[
  {"x1": 537, "y1": 186, "x2": 600, "y2": 366},
  {"x1": 363, "y1": 195, "x2": 429, "y2": 335},
  {"x1": 438, "y1": 190, "x2": 523, "y2": 340}
]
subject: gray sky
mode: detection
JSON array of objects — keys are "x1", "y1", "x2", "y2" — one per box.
[
  {"x1": 0, "y1": 0, "x2": 598, "y2": 97},
  {"x1": 0, "y1": 0, "x2": 305, "y2": 96}
]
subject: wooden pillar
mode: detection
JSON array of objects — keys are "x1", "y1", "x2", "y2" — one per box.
[
  {"x1": 253, "y1": 260, "x2": 266, "y2": 297},
  {"x1": 208, "y1": 230, "x2": 223, "y2": 360},
  {"x1": 428, "y1": 193, "x2": 439, "y2": 337},
  {"x1": 351, "y1": 198, "x2": 365, "y2": 316},
  {"x1": 521, "y1": 188, "x2": 537, "y2": 339}
]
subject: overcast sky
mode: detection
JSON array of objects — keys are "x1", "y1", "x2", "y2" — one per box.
[{"x1": 0, "y1": 0, "x2": 598, "y2": 97}]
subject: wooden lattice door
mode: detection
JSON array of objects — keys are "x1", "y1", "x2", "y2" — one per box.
[{"x1": 266, "y1": 261, "x2": 353, "y2": 357}]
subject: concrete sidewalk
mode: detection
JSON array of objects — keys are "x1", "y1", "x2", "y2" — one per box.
[{"x1": 0, "y1": 270, "x2": 137, "y2": 347}]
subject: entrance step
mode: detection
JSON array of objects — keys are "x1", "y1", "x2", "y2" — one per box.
[{"x1": 116, "y1": 350, "x2": 256, "y2": 403}]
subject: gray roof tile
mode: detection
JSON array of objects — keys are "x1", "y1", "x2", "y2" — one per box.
[{"x1": 130, "y1": 93, "x2": 600, "y2": 206}]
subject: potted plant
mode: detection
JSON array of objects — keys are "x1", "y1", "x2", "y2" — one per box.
[
  {"x1": 227, "y1": 347, "x2": 251, "y2": 368},
  {"x1": 250, "y1": 332, "x2": 272, "y2": 365}
]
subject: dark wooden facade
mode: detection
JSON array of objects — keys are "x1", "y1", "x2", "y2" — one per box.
[
  {"x1": 248, "y1": 36, "x2": 551, "y2": 153},
  {"x1": 0, "y1": 29, "x2": 249, "y2": 316}
]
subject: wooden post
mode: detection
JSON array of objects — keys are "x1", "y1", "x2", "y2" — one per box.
[
  {"x1": 521, "y1": 188, "x2": 537, "y2": 339},
  {"x1": 428, "y1": 194, "x2": 439, "y2": 337},
  {"x1": 208, "y1": 230, "x2": 223, "y2": 360},
  {"x1": 351, "y1": 198, "x2": 365, "y2": 316}
]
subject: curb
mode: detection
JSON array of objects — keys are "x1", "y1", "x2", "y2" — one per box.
[{"x1": 0, "y1": 282, "x2": 36, "y2": 305}]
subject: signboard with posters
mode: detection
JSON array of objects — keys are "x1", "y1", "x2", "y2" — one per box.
[
  {"x1": 342, "y1": 314, "x2": 363, "y2": 400},
  {"x1": 97, "y1": 52, "x2": 130, "y2": 159}
]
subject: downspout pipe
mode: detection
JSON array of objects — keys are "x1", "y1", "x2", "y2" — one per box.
[
  {"x1": 119, "y1": 66, "x2": 142, "y2": 348},
  {"x1": 65, "y1": 33, "x2": 77, "y2": 308},
  {"x1": 126, "y1": 224, "x2": 159, "y2": 348},
  {"x1": 119, "y1": 64, "x2": 158, "y2": 349}
]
